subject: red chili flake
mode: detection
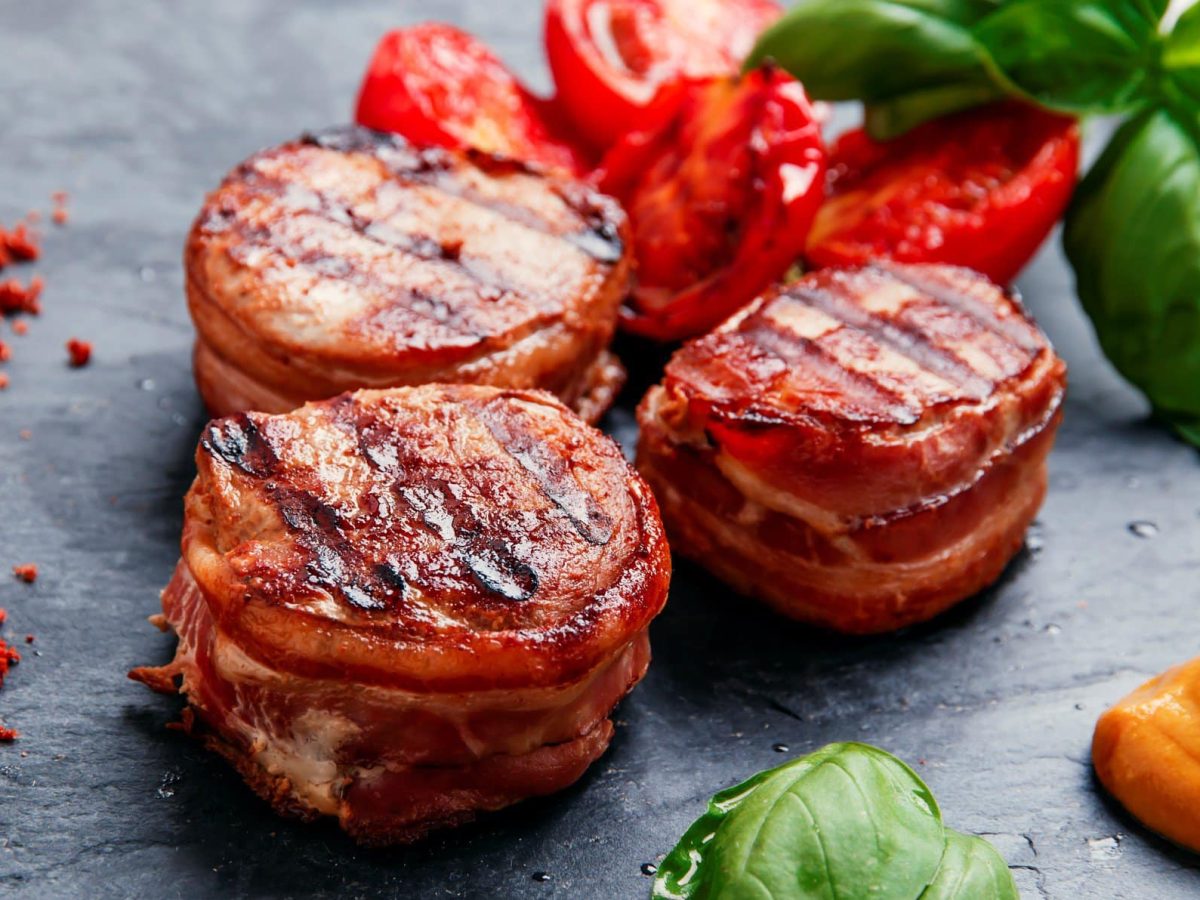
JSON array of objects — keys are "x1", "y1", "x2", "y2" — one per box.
[
  {"x1": 12, "y1": 564, "x2": 38, "y2": 583},
  {"x1": 0, "y1": 374, "x2": 8, "y2": 392},
  {"x1": 3, "y1": 224, "x2": 39, "y2": 262},
  {"x1": 0, "y1": 726, "x2": 17, "y2": 743},
  {"x1": 18, "y1": 429, "x2": 30, "y2": 440},
  {"x1": 0, "y1": 609, "x2": 6, "y2": 624},
  {"x1": 66, "y1": 339, "x2": 91, "y2": 367},
  {"x1": 24, "y1": 635, "x2": 34, "y2": 644},
  {"x1": 0, "y1": 340, "x2": 9, "y2": 362},
  {"x1": 51, "y1": 191, "x2": 69, "y2": 226},
  {"x1": 0, "y1": 636, "x2": 20, "y2": 686},
  {"x1": 0, "y1": 276, "x2": 43, "y2": 315},
  {"x1": 11, "y1": 320, "x2": 27, "y2": 336}
]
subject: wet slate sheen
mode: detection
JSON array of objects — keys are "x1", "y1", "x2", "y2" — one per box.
[{"x1": 0, "y1": 2, "x2": 1198, "y2": 898}]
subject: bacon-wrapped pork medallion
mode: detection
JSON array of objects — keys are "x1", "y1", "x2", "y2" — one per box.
[
  {"x1": 186, "y1": 127, "x2": 630, "y2": 423},
  {"x1": 637, "y1": 263, "x2": 1066, "y2": 634},
  {"x1": 131, "y1": 385, "x2": 670, "y2": 844}
]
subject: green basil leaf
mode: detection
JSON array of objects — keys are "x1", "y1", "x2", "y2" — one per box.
[
  {"x1": 1064, "y1": 107, "x2": 1200, "y2": 446},
  {"x1": 972, "y1": 0, "x2": 1167, "y2": 115},
  {"x1": 652, "y1": 743, "x2": 1017, "y2": 900},
  {"x1": 920, "y1": 833, "x2": 1020, "y2": 899},
  {"x1": 1162, "y1": 0, "x2": 1200, "y2": 108},
  {"x1": 746, "y1": 0, "x2": 1002, "y2": 105}
]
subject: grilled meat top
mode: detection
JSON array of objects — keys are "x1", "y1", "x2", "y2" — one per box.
[
  {"x1": 184, "y1": 385, "x2": 670, "y2": 690},
  {"x1": 186, "y1": 127, "x2": 629, "y2": 372},
  {"x1": 646, "y1": 263, "x2": 1066, "y2": 520}
]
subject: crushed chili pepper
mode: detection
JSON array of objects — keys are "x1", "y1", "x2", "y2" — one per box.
[
  {"x1": 51, "y1": 191, "x2": 69, "y2": 226},
  {"x1": 2, "y1": 224, "x2": 40, "y2": 263},
  {"x1": 0, "y1": 374, "x2": 8, "y2": 391},
  {"x1": 0, "y1": 726, "x2": 17, "y2": 743},
  {"x1": 12, "y1": 564, "x2": 38, "y2": 583},
  {"x1": 66, "y1": 339, "x2": 91, "y2": 367},
  {"x1": 0, "y1": 340, "x2": 9, "y2": 362},
  {"x1": 0, "y1": 276, "x2": 43, "y2": 315}
]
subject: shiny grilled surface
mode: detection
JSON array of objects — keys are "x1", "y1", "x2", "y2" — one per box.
[
  {"x1": 187, "y1": 126, "x2": 627, "y2": 369},
  {"x1": 185, "y1": 385, "x2": 669, "y2": 688},
  {"x1": 666, "y1": 262, "x2": 1050, "y2": 430}
]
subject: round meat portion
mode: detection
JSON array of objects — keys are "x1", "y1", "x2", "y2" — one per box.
[
  {"x1": 186, "y1": 127, "x2": 631, "y2": 422},
  {"x1": 132, "y1": 385, "x2": 670, "y2": 843},
  {"x1": 638, "y1": 262, "x2": 1066, "y2": 633}
]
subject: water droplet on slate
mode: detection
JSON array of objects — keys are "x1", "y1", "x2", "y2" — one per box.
[
  {"x1": 641, "y1": 863, "x2": 658, "y2": 876},
  {"x1": 1024, "y1": 526, "x2": 1045, "y2": 556},
  {"x1": 1127, "y1": 521, "x2": 1159, "y2": 539},
  {"x1": 1044, "y1": 624, "x2": 1062, "y2": 636},
  {"x1": 772, "y1": 743, "x2": 789, "y2": 753},
  {"x1": 532, "y1": 872, "x2": 551, "y2": 883},
  {"x1": 138, "y1": 378, "x2": 156, "y2": 391}
]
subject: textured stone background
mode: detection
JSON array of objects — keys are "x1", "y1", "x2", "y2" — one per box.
[{"x1": 0, "y1": 2, "x2": 1197, "y2": 897}]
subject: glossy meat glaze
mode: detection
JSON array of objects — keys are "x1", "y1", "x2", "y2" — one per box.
[
  {"x1": 186, "y1": 127, "x2": 630, "y2": 423},
  {"x1": 131, "y1": 385, "x2": 670, "y2": 843},
  {"x1": 637, "y1": 262, "x2": 1066, "y2": 633}
]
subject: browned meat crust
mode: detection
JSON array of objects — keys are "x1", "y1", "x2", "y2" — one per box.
[
  {"x1": 637, "y1": 262, "x2": 1066, "y2": 633},
  {"x1": 131, "y1": 385, "x2": 671, "y2": 843},
  {"x1": 186, "y1": 127, "x2": 631, "y2": 423}
]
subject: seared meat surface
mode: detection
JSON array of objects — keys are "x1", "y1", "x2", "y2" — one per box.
[
  {"x1": 638, "y1": 262, "x2": 1066, "y2": 633},
  {"x1": 132, "y1": 385, "x2": 670, "y2": 843},
  {"x1": 187, "y1": 127, "x2": 630, "y2": 422}
]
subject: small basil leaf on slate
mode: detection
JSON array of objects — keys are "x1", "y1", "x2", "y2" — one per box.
[
  {"x1": 920, "y1": 832, "x2": 1020, "y2": 899},
  {"x1": 653, "y1": 743, "x2": 1016, "y2": 900},
  {"x1": 746, "y1": 0, "x2": 1003, "y2": 106},
  {"x1": 972, "y1": 0, "x2": 1168, "y2": 115},
  {"x1": 1064, "y1": 107, "x2": 1200, "y2": 447}
]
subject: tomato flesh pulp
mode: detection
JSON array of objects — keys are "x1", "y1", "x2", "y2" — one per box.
[
  {"x1": 808, "y1": 102, "x2": 1080, "y2": 285},
  {"x1": 546, "y1": 0, "x2": 782, "y2": 149},
  {"x1": 597, "y1": 69, "x2": 826, "y2": 341},
  {"x1": 356, "y1": 24, "x2": 587, "y2": 175}
]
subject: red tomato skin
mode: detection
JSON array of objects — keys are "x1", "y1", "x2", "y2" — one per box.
[
  {"x1": 545, "y1": 0, "x2": 782, "y2": 151},
  {"x1": 596, "y1": 67, "x2": 826, "y2": 341},
  {"x1": 355, "y1": 23, "x2": 588, "y2": 175},
  {"x1": 808, "y1": 103, "x2": 1081, "y2": 285}
]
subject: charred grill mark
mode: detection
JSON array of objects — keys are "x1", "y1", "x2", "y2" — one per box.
[
  {"x1": 744, "y1": 319, "x2": 919, "y2": 425},
  {"x1": 350, "y1": 404, "x2": 540, "y2": 603},
  {"x1": 470, "y1": 399, "x2": 614, "y2": 546},
  {"x1": 784, "y1": 281, "x2": 994, "y2": 400},
  {"x1": 222, "y1": 158, "x2": 551, "y2": 336},
  {"x1": 201, "y1": 413, "x2": 278, "y2": 477},
  {"x1": 201, "y1": 414, "x2": 402, "y2": 613},
  {"x1": 873, "y1": 263, "x2": 1043, "y2": 354}
]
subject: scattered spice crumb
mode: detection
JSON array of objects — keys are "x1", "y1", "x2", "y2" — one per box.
[
  {"x1": 12, "y1": 564, "x2": 38, "y2": 583},
  {"x1": 51, "y1": 191, "x2": 70, "y2": 226},
  {"x1": 11, "y1": 320, "x2": 27, "y2": 336},
  {"x1": 24, "y1": 635, "x2": 34, "y2": 644},
  {"x1": 0, "y1": 276, "x2": 43, "y2": 315},
  {"x1": 66, "y1": 338, "x2": 92, "y2": 368}
]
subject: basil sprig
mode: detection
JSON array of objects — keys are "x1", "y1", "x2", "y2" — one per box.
[
  {"x1": 748, "y1": 0, "x2": 1200, "y2": 446},
  {"x1": 652, "y1": 743, "x2": 1017, "y2": 900}
]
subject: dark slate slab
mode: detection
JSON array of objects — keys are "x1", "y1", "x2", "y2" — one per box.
[{"x1": 0, "y1": 2, "x2": 1197, "y2": 898}]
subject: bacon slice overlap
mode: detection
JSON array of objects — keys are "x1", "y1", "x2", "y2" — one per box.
[
  {"x1": 132, "y1": 385, "x2": 670, "y2": 843},
  {"x1": 637, "y1": 263, "x2": 1066, "y2": 634}
]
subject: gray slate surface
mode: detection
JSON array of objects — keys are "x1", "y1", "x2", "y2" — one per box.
[{"x1": 0, "y1": 2, "x2": 1198, "y2": 898}]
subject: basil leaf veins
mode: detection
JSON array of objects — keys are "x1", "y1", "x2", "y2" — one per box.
[{"x1": 652, "y1": 742, "x2": 1017, "y2": 900}]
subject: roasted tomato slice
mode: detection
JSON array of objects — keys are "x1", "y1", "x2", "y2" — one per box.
[
  {"x1": 808, "y1": 102, "x2": 1081, "y2": 285},
  {"x1": 355, "y1": 23, "x2": 588, "y2": 175},
  {"x1": 545, "y1": 0, "x2": 782, "y2": 149},
  {"x1": 596, "y1": 67, "x2": 826, "y2": 341}
]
